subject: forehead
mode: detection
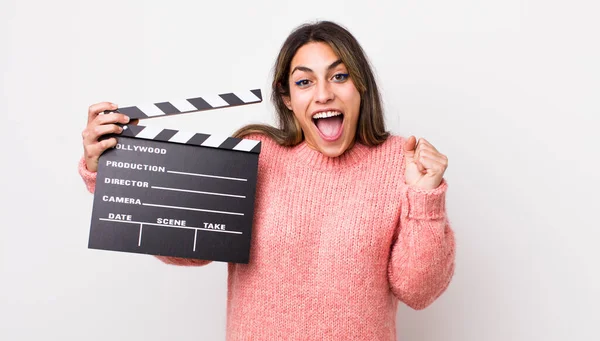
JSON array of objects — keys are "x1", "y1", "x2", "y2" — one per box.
[{"x1": 290, "y1": 42, "x2": 342, "y2": 69}]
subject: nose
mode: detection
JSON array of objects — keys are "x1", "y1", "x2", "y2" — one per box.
[{"x1": 315, "y1": 80, "x2": 334, "y2": 104}]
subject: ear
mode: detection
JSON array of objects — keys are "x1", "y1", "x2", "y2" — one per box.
[{"x1": 282, "y1": 95, "x2": 292, "y2": 111}]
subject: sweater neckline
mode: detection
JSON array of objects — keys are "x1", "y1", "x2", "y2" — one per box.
[{"x1": 289, "y1": 140, "x2": 371, "y2": 170}]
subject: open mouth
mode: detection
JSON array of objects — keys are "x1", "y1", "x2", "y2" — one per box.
[{"x1": 312, "y1": 111, "x2": 344, "y2": 141}]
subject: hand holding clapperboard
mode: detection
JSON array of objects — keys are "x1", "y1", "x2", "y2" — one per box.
[{"x1": 87, "y1": 89, "x2": 263, "y2": 264}]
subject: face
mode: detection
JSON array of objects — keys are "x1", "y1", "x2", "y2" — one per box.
[{"x1": 284, "y1": 42, "x2": 361, "y2": 157}]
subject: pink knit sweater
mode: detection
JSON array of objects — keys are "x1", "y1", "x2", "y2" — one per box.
[{"x1": 79, "y1": 134, "x2": 455, "y2": 340}]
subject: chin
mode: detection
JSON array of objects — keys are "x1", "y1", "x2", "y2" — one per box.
[
  {"x1": 319, "y1": 147, "x2": 345, "y2": 158},
  {"x1": 315, "y1": 139, "x2": 352, "y2": 158}
]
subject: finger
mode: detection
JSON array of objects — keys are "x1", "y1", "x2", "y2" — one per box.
[
  {"x1": 420, "y1": 149, "x2": 449, "y2": 167},
  {"x1": 416, "y1": 141, "x2": 442, "y2": 164},
  {"x1": 419, "y1": 154, "x2": 447, "y2": 173},
  {"x1": 413, "y1": 140, "x2": 426, "y2": 173},
  {"x1": 416, "y1": 138, "x2": 439, "y2": 153},
  {"x1": 84, "y1": 137, "x2": 118, "y2": 164},
  {"x1": 416, "y1": 159, "x2": 426, "y2": 173},
  {"x1": 414, "y1": 137, "x2": 423, "y2": 162},
  {"x1": 95, "y1": 112, "x2": 130, "y2": 126},
  {"x1": 88, "y1": 102, "x2": 118, "y2": 123},
  {"x1": 82, "y1": 124, "x2": 123, "y2": 145},
  {"x1": 98, "y1": 136, "x2": 118, "y2": 151},
  {"x1": 417, "y1": 142, "x2": 435, "y2": 154}
]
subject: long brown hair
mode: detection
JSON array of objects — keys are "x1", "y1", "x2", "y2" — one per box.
[{"x1": 233, "y1": 21, "x2": 389, "y2": 147}]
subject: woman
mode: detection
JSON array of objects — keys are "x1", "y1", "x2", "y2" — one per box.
[{"x1": 79, "y1": 21, "x2": 455, "y2": 340}]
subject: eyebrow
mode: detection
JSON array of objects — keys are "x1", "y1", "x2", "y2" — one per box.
[{"x1": 291, "y1": 59, "x2": 344, "y2": 75}]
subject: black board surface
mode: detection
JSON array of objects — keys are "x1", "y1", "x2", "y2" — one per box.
[{"x1": 88, "y1": 135, "x2": 260, "y2": 264}]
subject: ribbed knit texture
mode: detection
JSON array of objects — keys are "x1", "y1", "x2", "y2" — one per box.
[{"x1": 78, "y1": 134, "x2": 456, "y2": 340}]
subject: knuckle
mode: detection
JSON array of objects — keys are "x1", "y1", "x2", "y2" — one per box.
[
  {"x1": 91, "y1": 116, "x2": 102, "y2": 126},
  {"x1": 99, "y1": 139, "x2": 109, "y2": 150},
  {"x1": 102, "y1": 113, "x2": 115, "y2": 124},
  {"x1": 101, "y1": 138, "x2": 116, "y2": 149}
]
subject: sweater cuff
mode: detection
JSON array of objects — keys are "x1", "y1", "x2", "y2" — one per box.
[
  {"x1": 78, "y1": 157, "x2": 97, "y2": 193},
  {"x1": 405, "y1": 179, "x2": 448, "y2": 220}
]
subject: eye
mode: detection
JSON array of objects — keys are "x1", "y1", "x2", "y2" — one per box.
[
  {"x1": 294, "y1": 79, "x2": 311, "y2": 87},
  {"x1": 332, "y1": 73, "x2": 349, "y2": 82}
]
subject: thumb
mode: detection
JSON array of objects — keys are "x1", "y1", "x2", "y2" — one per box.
[{"x1": 404, "y1": 135, "x2": 417, "y2": 154}]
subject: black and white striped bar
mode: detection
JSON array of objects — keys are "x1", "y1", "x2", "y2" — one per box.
[
  {"x1": 120, "y1": 124, "x2": 261, "y2": 154},
  {"x1": 116, "y1": 89, "x2": 262, "y2": 120}
]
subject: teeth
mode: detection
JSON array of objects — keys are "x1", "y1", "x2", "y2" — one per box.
[{"x1": 312, "y1": 111, "x2": 342, "y2": 119}]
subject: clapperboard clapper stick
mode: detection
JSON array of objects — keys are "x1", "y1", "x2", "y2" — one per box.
[{"x1": 88, "y1": 89, "x2": 263, "y2": 264}]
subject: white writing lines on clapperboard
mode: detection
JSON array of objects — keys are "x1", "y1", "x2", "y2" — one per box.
[
  {"x1": 142, "y1": 203, "x2": 243, "y2": 216},
  {"x1": 150, "y1": 185, "x2": 246, "y2": 198},
  {"x1": 166, "y1": 170, "x2": 247, "y2": 182},
  {"x1": 98, "y1": 218, "x2": 241, "y2": 251},
  {"x1": 103, "y1": 160, "x2": 247, "y2": 215}
]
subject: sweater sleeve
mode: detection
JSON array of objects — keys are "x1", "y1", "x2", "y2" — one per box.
[
  {"x1": 78, "y1": 156, "x2": 213, "y2": 267},
  {"x1": 78, "y1": 157, "x2": 98, "y2": 193},
  {"x1": 387, "y1": 178, "x2": 456, "y2": 310}
]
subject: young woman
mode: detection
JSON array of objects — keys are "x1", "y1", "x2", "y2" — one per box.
[{"x1": 79, "y1": 21, "x2": 455, "y2": 340}]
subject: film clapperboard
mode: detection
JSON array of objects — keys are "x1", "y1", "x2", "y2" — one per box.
[{"x1": 88, "y1": 89, "x2": 263, "y2": 264}]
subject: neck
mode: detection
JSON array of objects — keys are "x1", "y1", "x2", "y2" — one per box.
[{"x1": 291, "y1": 138, "x2": 368, "y2": 170}]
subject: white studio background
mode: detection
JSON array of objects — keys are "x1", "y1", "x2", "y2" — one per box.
[{"x1": 1, "y1": 0, "x2": 598, "y2": 340}]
